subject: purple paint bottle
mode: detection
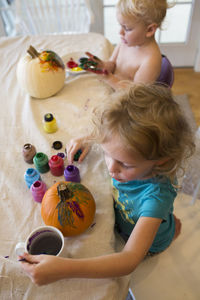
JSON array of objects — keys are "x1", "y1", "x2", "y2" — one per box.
[
  {"x1": 30, "y1": 180, "x2": 47, "y2": 203},
  {"x1": 64, "y1": 165, "x2": 81, "y2": 183}
]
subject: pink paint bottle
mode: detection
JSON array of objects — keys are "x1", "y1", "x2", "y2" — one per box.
[
  {"x1": 30, "y1": 180, "x2": 47, "y2": 203},
  {"x1": 48, "y1": 155, "x2": 64, "y2": 176}
]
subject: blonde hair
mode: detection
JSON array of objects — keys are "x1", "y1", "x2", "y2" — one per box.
[
  {"x1": 93, "y1": 83, "x2": 195, "y2": 182},
  {"x1": 117, "y1": 0, "x2": 172, "y2": 27}
]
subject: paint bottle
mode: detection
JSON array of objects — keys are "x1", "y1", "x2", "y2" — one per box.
[
  {"x1": 33, "y1": 152, "x2": 49, "y2": 173},
  {"x1": 24, "y1": 168, "x2": 41, "y2": 189},
  {"x1": 64, "y1": 165, "x2": 81, "y2": 183},
  {"x1": 30, "y1": 180, "x2": 47, "y2": 203},
  {"x1": 57, "y1": 152, "x2": 66, "y2": 160},
  {"x1": 48, "y1": 155, "x2": 64, "y2": 176},
  {"x1": 22, "y1": 143, "x2": 36, "y2": 163},
  {"x1": 74, "y1": 149, "x2": 82, "y2": 161},
  {"x1": 43, "y1": 113, "x2": 58, "y2": 133}
]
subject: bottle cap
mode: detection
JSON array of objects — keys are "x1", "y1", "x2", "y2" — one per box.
[
  {"x1": 26, "y1": 168, "x2": 36, "y2": 177},
  {"x1": 35, "y1": 152, "x2": 45, "y2": 161},
  {"x1": 44, "y1": 113, "x2": 54, "y2": 122},
  {"x1": 52, "y1": 141, "x2": 62, "y2": 150},
  {"x1": 51, "y1": 155, "x2": 59, "y2": 162},
  {"x1": 23, "y1": 143, "x2": 32, "y2": 150},
  {"x1": 57, "y1": 152, "x2": 66, "y2": 159}
]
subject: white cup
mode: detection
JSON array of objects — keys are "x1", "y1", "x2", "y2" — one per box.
[{"x1": 15, "y1": 225, "x2": 64, "y2": 257}]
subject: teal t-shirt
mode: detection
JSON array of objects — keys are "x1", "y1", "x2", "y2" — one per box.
[{"x1": 112, "y1": 176, "x2": 177, "y2": 252}]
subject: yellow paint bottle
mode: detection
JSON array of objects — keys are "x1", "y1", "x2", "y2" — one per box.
[{"x1": 43, "y1": 113, "x2": 58, "y2": 133}]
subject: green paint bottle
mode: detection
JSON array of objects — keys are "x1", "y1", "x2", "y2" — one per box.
[{"x1": 33, "y1": 152, "x2": 49, "y2": 173}]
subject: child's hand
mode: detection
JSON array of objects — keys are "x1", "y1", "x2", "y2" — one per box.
[
  {"x1": 85, "y1": 52, "x2": 104, "y2": 68},
  {"x1": 19, "y1": 253, "x2": 66, "y2": 286},
  {"x1": 66, "y1": 137, "x2": 91, "y2": 164},
  {"x1": 79, "y1": 52, "x2": 108, "y2": 75}
]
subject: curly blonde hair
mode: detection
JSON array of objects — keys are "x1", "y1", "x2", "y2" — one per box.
[
  {"x1": 93, "y1": 83, "x2": 195, "y2": 182},
  {"x1": 117, "y1": 0, "x2": 172, "y2": 27}
]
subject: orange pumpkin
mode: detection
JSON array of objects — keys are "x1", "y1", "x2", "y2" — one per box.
[{"x1": 41, "y1": 181, "x2": 96, "y2": 237}]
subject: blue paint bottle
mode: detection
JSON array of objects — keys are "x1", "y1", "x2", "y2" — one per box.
[{"x1": 24, "y1": 168, "x2": 41, "y2": 189}]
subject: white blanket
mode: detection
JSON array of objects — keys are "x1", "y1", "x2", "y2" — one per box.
[
  {"x1": 0, "y1": 33, "x2": 130, "y2": 300},
  {"x1": 129, "y1": 193, "x2": 200, "y2": 299}
]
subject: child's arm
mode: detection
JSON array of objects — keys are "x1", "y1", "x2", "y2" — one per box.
[
  {"x1": 133, "y1": 55, "x2": 162, "y2": 84},
  {"x1": 98, "y1": 47, "x2": 162, "y2": 90},
  {"x1": 19, "y1": 216, "x2": 162, "y2": 286},
  {"x1": 100, "y1": 73, "x2": 131, "y2": 90},
  {"x1": 82, "y1": 46, "x2": 131, "y2": 90},
  {"x1": 100, "y1": 54, "x2": 162, "y2": 90},
  {"x1": 93, "y1": 44, "x2": 131, "y2": 90},
  {"x1": 106, "y1": 44, "x2": 120, "y2": 73}
]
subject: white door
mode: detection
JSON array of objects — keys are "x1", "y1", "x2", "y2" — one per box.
[
  {"x1": 158, "y1": 0, "x2": 200, "y2": 69},
  {"x1": 91, "y1": 0, "x2": 200, "y2": 69}
]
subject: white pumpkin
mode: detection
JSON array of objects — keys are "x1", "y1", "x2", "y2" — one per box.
[{"x1": 17, "y1": 45, "x2": 65, "y2": 99}]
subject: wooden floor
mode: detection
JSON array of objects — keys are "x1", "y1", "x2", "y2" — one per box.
[{"x1": 172, "y1": 68, "x2": 200, "y2": 126}]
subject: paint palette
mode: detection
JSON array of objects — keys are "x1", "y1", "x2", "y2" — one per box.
[{"x1": 62, "y1": 52, "x2": 87, "y2": 75}]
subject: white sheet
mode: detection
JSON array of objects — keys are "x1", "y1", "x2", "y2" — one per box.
[
  {"x1": 129, "y1": 193, "x2": 200, "y2": 300},
  {"x1": 0, "y1": 33, "x2": 130, "y2": 300}
]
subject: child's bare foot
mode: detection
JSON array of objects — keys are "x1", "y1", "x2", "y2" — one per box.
[{"x1": 173, "y1": 215, "x2": 182, "y2": 240}]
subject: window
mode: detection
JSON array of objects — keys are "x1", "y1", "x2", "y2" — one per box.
[
  {"x1": 0, "y1": 0, "x2": 15, "y2": 36},
  {"x1": 156, "y1": 0, "x2": 194, "y2": 44}
]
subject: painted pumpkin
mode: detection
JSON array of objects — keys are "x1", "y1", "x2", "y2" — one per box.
[
  {"x1": 17, "y1": 45, "x2": 65, "y2": 99},
  {"x1": 41, "y1": 182, "x2": 96, "y2": 237}
]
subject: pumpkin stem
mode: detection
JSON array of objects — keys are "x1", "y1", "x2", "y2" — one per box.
[
  {"x1": 27, "y1": 45, "x2": 40, "y2": 58},
  {"x1": 57, "y1": 183, "x2": 73, "y2": 202}
]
